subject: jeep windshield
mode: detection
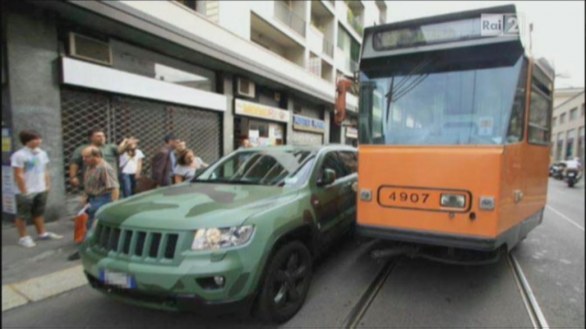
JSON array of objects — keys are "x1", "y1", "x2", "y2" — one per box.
[{"x1": 193, "y1": 149, "x2": 316, "y2": 187}]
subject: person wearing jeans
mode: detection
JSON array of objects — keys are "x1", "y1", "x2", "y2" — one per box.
[
  {"x1": 118, "y1": 137, "x2": 144, "y2": 198},
  {"x1": 68, "y1": 145, "x2": 119, "y2": 261}
]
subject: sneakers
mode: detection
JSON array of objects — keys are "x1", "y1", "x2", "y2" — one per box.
[
  {"x1": 38, "y1": 232, "x2": 64, "y2": 240},
  {"x1": 18, "y1": 236, "x2": 37, "y2": 248}
]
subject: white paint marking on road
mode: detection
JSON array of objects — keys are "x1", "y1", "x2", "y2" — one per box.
[
  {"x1": 508, "y1": 254, "x2": 550, "y2": 329},
  {"x1": 2, "y1": 265, "x2": 86, "y2": 312},
  {"x1": 1, "y1": 286, "x2": 29, "y2": 312},
  {"x1": 546, "y1": 205, "x2": 585, "y2": 232}
]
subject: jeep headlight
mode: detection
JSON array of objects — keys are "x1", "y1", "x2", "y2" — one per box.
[{"x1": 191, "y1": 225, "x2": 254, "y2": 250}]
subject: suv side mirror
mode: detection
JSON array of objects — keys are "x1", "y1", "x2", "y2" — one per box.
[{"x1": 318, "y1": 168, "x2": 336, "y2": 186}]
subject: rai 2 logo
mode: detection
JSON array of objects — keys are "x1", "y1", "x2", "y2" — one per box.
[{"x1": 480, "y1": 13, "x2": 522, "y2": 37}]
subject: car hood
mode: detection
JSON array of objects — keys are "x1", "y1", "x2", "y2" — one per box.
[{"x1": 97, "y1": 183, "x2": 298, "y2": 230}]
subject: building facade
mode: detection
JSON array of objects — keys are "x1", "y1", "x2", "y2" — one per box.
[
  {"x1": 550, "y1": 88, "x2": 585, "y2": 164},
  {"x1": 1, "y1": 0, "x2": 386, "y2": 222}
]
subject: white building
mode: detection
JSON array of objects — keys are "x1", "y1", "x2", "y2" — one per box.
[
  {"x1": 175, "y1": 0, "x2": 387, "y2": 145},
  {"x1": 1, "y1": 0, "x2": 387, "y2": 221},
  {"x1": 550, "y1": 87, "x2": 585, "y2": 163}
]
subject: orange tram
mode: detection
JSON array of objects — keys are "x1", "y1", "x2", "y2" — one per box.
[{"x1": 355, "y1": 5, "x2": 554, "y2": 263}]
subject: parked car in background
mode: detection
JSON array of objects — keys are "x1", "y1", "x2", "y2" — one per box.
[
  {"x1": 79, "y1": 145, "x2": 357, "y2": 323},
  {"x1": 550, "y1": 161, "x2": 567, "y2": 179}
]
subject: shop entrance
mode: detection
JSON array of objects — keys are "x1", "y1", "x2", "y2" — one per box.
[{"x1": 234, "y1": 116, "x2": 285, "y2": 148}]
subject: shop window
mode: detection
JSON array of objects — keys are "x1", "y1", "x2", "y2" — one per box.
[{"x1": 249, "y1": 121, "x2": 269, "y2": 138}]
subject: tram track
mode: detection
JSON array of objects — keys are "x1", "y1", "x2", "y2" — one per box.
[
  {"x1": 341, "y1": 260, "x2": 396, "y2": 329},
  {"x1": 507, "y1": 253, "x2": 550, "y2": 329},
  {"x1": 340, "y1": 251, "x2": 551, "y2": 329}
]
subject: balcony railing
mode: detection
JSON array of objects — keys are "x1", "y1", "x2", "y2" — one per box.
[
  {"x1": 343, "y1": 57, "x2": 359, "y2": 74},
  {"x1": 323, "y1": 38, "x2": 334, "y2": 58},
  {"x1": 274, "y1": 1, "x2": 306, "y2": 37}
]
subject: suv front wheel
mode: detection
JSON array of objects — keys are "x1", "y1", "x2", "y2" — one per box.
[{"x1": 255, "y1": 240, "x2": 313, "y2": 323}]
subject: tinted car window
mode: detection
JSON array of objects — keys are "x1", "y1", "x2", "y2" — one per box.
[
  {"x1": 318, "y1": 151, "x2": 348, "y2": 181},
  {"x1": 338, "y1": 151, "x2": 357, "y2": 174},
  {"x1": 197, "y1": 150, "x2": 313, "y2": 186}
]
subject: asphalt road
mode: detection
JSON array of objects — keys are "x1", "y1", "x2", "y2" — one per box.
[
  {"x1": 2, "y1": 178, "x2": 584, "y2": 328},
  {"x1": 511, "y1": 178, "x2": 585, "y2": 328}
]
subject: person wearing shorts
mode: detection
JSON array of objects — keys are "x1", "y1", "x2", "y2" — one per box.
[{"x1": 11, "y1": 130, "x2": 63, "y2": 248}]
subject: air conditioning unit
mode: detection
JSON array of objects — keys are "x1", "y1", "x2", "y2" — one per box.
[
  {"x1": 69, "y1": 32, "x2": 112, "y2": 66},
  {"x1": 237, "y1": 78, "x2": 256, "y2": 98}
]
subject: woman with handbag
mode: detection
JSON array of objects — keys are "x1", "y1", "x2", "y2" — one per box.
[
  {"x1": 173, "y1": 149, "x2": 208, "y2": 184},
  {"x1": 118, "y1": 137, "x2": 144, "y2": 197}
]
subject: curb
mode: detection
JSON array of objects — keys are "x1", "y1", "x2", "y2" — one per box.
[{"x1": 2, "y1": 265, "x2": 86, "y2": 312}]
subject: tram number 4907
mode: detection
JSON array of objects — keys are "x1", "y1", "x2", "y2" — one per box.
[{"x1": 389, "y1": 192, "x2": 430, "y2": 203}]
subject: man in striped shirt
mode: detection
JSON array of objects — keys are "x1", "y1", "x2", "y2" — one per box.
[{"x1": 68, "y1": 145, "x2": 119, "y2": 261}]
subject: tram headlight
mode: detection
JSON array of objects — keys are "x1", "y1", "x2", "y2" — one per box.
[{"x1": 440, "y1": 194, "x2": 466, "y2": 208}]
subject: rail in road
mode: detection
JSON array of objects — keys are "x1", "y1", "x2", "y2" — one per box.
[{"x1": 341, "y1": 253, "x2": 551, "y2": 329}]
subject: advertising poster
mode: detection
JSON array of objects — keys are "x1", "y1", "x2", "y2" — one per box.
[{"x1": 2, "y1": 165, "x2": 16, "y2": 214}]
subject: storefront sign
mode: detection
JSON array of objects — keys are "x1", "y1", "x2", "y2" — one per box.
[
  {"x1": 293, "y1": 115, "x2": 325, "y2": 134},
  {"x1": 2, "y1": 165, "x2": 16, "y2": 214},
  {"x1": 346, "y1": 127, "x2": 358, "y2": 139},
  {"x1": 235, "y1": 99, "x2": 290, "y2": 123}
]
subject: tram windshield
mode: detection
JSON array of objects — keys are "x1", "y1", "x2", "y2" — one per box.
[{"x1": 359, "y1": 53, "x2": 527, "y2": 146}]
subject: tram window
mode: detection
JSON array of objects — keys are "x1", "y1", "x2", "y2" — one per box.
[
  {"x1": 505, "y1": 61, "x2": 527, "y2": 144},
  {"x1": 528, "y1": 86, "x2": 552, "y2": 145}
]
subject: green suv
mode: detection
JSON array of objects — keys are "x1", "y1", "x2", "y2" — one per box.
[{"x1": 80, "y1": 145, "x2": 357, "y2": 323}]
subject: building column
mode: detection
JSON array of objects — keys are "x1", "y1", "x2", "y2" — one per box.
[
  {"x1": 5, "y1": 5, "x2": 65, "y2": 222},
  {"x1": 324, "y1": 109, "x2": 331, "y2": 144},
  {"x1": 287, "y1": 96, "x2": 295, "y2": 145},
  {"x1": 222, "y1": 73, "x2": 234, "y2": 155}
]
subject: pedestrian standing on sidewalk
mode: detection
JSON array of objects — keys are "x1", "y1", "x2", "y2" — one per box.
[
  {"x1": 69, "y1": 128, "x2": 127, "y2": 190},
  {"x1": 11, "y1": 130, "x2": 63, "y2": 248},
  {"x1": 151, "y1": 133, "x2": 180, "y2": 187},
  {"x1": 173, "y1": 148, "x2": 209, "y2": 184},
  {"x1": 68, "y1": 146, "x2": 119, "y2": 261},
  {"x1": 118, "y1": 136, "x2": 143, "y2": 198}
]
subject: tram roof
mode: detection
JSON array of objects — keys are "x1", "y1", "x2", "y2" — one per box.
[{"x1": 361, "y1": 4, "x2": 525, "y2": 61}]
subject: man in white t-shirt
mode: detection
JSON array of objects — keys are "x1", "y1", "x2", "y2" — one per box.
[{"x1": 11, "y1": 130, "x2": 63, "y2": 248}]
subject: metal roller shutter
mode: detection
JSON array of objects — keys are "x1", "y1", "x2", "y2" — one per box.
[{"x1": 61, "y1": 88, "x2": 221, "y2": 195}]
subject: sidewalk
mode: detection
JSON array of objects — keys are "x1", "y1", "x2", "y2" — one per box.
[{"x1": 2, "y1": 218, "x2": 87, "y2": 312}]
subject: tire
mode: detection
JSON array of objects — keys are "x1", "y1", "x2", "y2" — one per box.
[{"x1": 254, "y1": 241, "x2": 313, "y2": 324}]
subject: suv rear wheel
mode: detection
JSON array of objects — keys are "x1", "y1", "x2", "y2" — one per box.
[{"x1": 255, "y1": 241, "x2": 312, "y2": 324}]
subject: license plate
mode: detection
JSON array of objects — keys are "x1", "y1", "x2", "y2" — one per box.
[
  {"x1": 378, "y1": 186, "x2": 470, "y2": 212},
  {"x1": 99, "y1": 270, "x2": 136, "y2": 289}
]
